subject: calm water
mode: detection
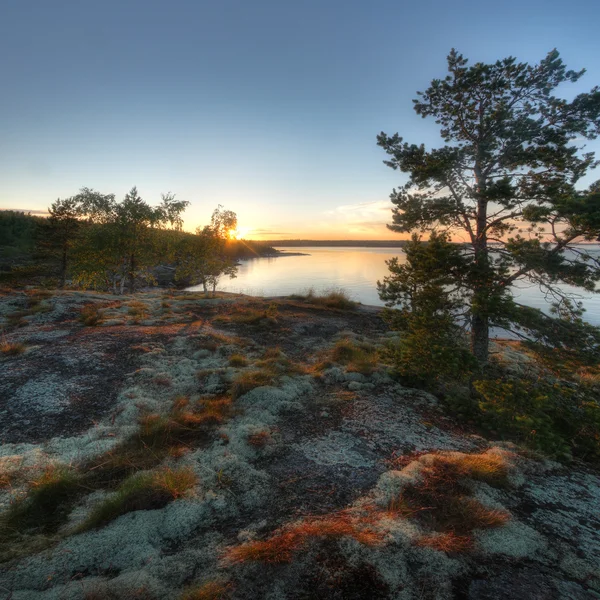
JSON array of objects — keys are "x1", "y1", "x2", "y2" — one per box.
[{"x1": 190, "y1": 246, "x2": 600, "y2": 326}]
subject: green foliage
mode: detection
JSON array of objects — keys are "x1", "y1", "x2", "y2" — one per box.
[
  {"x1": 0, "y1": 466, "x2": 81, "y2": 536},
  {"x1": 174, "y1": 206, "x2": 238, "y2": 295},
  {"x1": 379, "y1": 232, "x2": 476, "y2": 385},
  {"x1": 384, "y1": 314, "x2": 475, "y2": 386},
  {"x1": 378, "y1": 48, "x2": 600, "y2": 362},
  {"x1": 71, "y1": 187, "x2": 189, "y2": 293},
  {"x1": 0, "y1": 211, "x2": 42, "y2": 255},
  {"x1": 472, "y1": 376, "x2": 600, "y2": 461}
]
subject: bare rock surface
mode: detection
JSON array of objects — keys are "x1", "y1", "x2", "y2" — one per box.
[{"x1": 0, "y1": 290, "x2": 598, "y2": 600}]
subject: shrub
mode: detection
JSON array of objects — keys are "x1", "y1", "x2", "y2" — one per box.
[
  {"x1": 473, "y1": 376, "x2": 600, "y2": 461},
  {"x1": 383, "y1": 311, "x2": 475, "y2": 387}
]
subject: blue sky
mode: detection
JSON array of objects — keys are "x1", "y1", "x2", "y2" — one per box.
[{"x1": 1, "y1": 0, "x2": 599, "y2": 239}]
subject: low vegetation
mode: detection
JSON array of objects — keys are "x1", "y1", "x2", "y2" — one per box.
[
  {"x1": 290, "y1": 287, "x2": 356, "y2": 310},
  {"x1": 224, "y1": 511, "x2": 383, "y2": 565},
  {"x1": 388, "y1": 452, "x2": 510, "y2": 553},
  {"x1": 78, "y1": 467, "x2": 197, "y2": 531},
  {"x1": 316, "y1": 338, "x2": 379, "y2": 375},
  {"x1": 179, "y1": 580, "x2": 232, "y2": 600},
  {"x1": 0, "y1": 337, "x2": 26, "y2": 355}
]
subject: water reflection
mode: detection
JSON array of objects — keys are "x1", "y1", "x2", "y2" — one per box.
[{"x1": 188, "y1": 246, "x2": 600, "y2": 326}]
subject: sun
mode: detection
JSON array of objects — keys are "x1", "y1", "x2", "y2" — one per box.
[{"x1": 228, "y1": 226, "x2": 251, "y2": 240}]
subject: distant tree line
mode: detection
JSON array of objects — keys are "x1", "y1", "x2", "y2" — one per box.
[{"x1": 1, "y1": 188, "x2": 274, "y2": 294}]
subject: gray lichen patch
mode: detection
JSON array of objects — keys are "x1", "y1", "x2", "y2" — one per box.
[{"x1": 296, "y1": 431, "x2": 376, "y2": 468}]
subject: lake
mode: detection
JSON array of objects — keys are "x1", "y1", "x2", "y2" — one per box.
[{"x1": 189, "y1": 246, "x2": 600, "y2": 327}]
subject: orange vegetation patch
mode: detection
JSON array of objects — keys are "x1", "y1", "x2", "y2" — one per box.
[
  {"x1": 152, "y1": 466, "x2": 198, "y2": 499},
  {"x1": 388, "y1": 452, "x2": 511, "y2": 552},
  {"x1": 223, "y1": 511, "x2": 383, "y2": 565},
  {"x1": 415, "y1": 532, "x2": 474, "y2": 553},
  {"x1": 180, "y1": 580, "x2": 232, "y2": 600},
  {"x1": 247, "y1": 431, "x2": 271, "y2": 447}
]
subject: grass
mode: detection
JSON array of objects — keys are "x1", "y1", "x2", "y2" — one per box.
[
  {"x1": 317, "y1": 338, "x2": 379, "y2": 375},
  {"x1": 0, "y1": 465, "x2": 82, "y2": 536},
  {"x1": 180, "y1": 581, "x2": 232, "y2": 600},
  {"x1": 387, "y1": 452, "x2": 510, "y2": 552},
  {"x1": 84, "y1": 396, "x2": 233, "y2": 488},
  {"x1": 78, "y1": 467, "x2": 197, "y2": 531},
  {"x1": 230, "y1": 369, "x2": 274, "y2": 399},
  {"x1": 0, "y1": 337, "x2": 26, "y2": 355},
  {"x1": 214, "y1": 308, "x2": 269, "y2": 325},
  {"x1": 127, "y1": 300, "x2": 149, "y2": 319},
  {"x1": 228, "y1": 353, "x2": 248, "y2": 367},
  {"x1": 224, "y1": 512, "x2": 382, "y2": 565},
  {"x1": 255, "y1": 348, "x2": 306, "y2": 377},
  {"x1": 415, "y1": 532, "x2": 474, "y2": 553},
  {"x1": 290, "y1": 287, "x2": 356, "y2": 310},
  {"x1": 79, "y1": 304, "x2": 103, "y2": 326}
]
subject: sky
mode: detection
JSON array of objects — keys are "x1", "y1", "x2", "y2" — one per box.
[{"x1": 1, "y1": 0, "x2": 599, "y2": 240}]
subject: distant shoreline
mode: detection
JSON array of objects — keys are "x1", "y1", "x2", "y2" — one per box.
[{"x1": 265, "y1": 240, "x2": 408, "y2": 248}]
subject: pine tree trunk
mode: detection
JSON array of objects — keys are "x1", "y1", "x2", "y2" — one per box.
[{"x1": 471, "y1": 313, "x2": 489, "y2": 364}]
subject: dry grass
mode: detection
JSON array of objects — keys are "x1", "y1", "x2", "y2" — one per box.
[
  {"x1": 387, "y1": 452, "x2": 510, "y2": 552},
  {"x1": 0, "y1": 465, "x2": 81, "y2": 536},
  {"x1": 290, "y1": 287, "x2": 356, "y2": 310},
  {"x1": 254, "y1": 348, "x2": 306, "y2": 377},
  {"x1": 127, "y1": 301, "x2": 149, "y2": 319},
  {"x1": 224, "y1": 512, "x2": 383, "y2": 565},
  {"x1": 84, "y1": 397, "x2": 233, "y2": 488},
  {"x1": 214, "y1": 308, "x2": 268, "y2": 325},
  {"x1": 180, "y1": 581, "x2": 232, "y2": 600},
  {"x1": 228, "y1": 353, "x2": 248, "y2": 367},
  {"x1": 151, "y1": 466, "x2": 198, "y2": 499},
  {"x1": 79, "y1": 304, "x2": 103, "y2": 326},
  {"x1": 231, "y1": 369, "x2": 274, "y2": 399},
  {"x1": 0, "y1": 337, "x2": 26, "y2": 355},
  {"x1": 327, "y1": 338, "x2": 379, "y2": 375},
  {"x1": 79, "y1": 467, "x2": 197, "y2": 531}
]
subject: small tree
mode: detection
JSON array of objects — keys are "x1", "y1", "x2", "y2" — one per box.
[
  {"x1": 73, "y1": 187, "x2": 188, "y2": 293},
  {"x1": 379, "y1": 232, "x2": 475, "y2": 384},
  {"x1": 43, "y1": 197, "x2": 82, "y2": 287},
  {"x1": 378, "y1": 49, "x2": 600, "y2": 363},
  {"x1": 175, "y1": 206, "x2": 238, "y2": 295}
]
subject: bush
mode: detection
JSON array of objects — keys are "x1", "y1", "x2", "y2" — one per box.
[
  {"x1": 383, "y1": 312, "x2": 475, "y2": 387},
  {"x1": 473, "y1": 376, "x2": 600, "y2": 461}
]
